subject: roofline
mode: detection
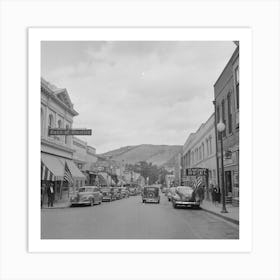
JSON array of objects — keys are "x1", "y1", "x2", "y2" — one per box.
[
  {"x1": 41, "y1": 77, "x2": 79, "y2": 116},
  {"x1": 213, "y1": 46, "x2": 239, "y2": 88}
]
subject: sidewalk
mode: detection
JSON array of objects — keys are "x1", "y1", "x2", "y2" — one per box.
[
  {"x1": 41, "y1": 200, "x2": 70, "y2": 209},
  {"x1": 200, "y1": 200, "x2": 239, "y2": 225}
]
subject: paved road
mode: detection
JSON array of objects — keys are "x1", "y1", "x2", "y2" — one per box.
[{"x1": 41, "y1": 195, "x2": 239, "y2": 239}]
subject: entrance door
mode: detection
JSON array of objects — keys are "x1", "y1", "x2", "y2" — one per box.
[{"x1": 225, "y1": 171, "x2": 232, "y2": 196}]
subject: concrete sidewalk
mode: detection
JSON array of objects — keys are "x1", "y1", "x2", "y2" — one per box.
[
  {"x1": 200, "y1": 200, "x2": 239, "y2": 225},
  {"x1": 41, "y1": 201, "x2": 70, "y2": 209}
]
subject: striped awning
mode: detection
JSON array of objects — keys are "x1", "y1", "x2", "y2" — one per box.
[
  {"x1": 41, "y1": 154, "x2": 65, "y2": 181},
  {"x1": 65, "y1": 160, "x2": 86, "y2": 180}
]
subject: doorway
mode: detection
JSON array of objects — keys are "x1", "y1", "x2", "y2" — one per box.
[{"x1": 225, "y1": 171, "x2": 232, "y2": 196}]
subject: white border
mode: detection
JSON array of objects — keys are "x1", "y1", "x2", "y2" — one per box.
[{"x1": 28, "y1": 27, "x2": 252, "y2": 253}]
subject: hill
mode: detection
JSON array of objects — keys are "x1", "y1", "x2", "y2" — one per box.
[{"x1": 100, "y1": 144, "x2": 182, "y2": 167}]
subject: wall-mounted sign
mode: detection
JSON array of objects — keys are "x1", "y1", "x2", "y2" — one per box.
[
  {"x1": 48, "y1": 128, "x2": 92, "y2": 136},
  {"x1": 186, "y1": 168, "x2": 208, "y2": 176}
]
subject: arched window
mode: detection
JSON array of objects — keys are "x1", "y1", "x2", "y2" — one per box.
[
  {"x1": 48, "y1": 114, "x2": 54, "y2": 137},
  {"x1": 41, "y1": 108, "x2": 44, "y2": 137},
  {"x1": 202, "y1": 142, "x2": 205, "y2": 159},
  {"x1": 65, "y1": 124, "x2": 69, "y2": 144},
  {"x1": 57, "y1": 119, "x2": 62, "y2": 128}
]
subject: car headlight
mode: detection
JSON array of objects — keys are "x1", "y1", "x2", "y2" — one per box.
[{"x1": 173, "y1": 195, "x2": 180, "y2": 200}]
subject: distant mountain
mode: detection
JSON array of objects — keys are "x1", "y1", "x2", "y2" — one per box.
[{"x1": 100, "y1": 144, "x2": 182, "y2": 167}]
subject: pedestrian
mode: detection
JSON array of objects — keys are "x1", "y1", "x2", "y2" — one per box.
[
  {"x1": 217, "y1": 186, "x2": 221, "y2": 203},
  {"x1": 212, "y1": 186, "x2": 218, "y2": 205},
  {"x1": 47, "y1": 183, "x2": 55, "y2": 207},
  {"x1": 41, "y1": 184, "x2": 44, "y2": 208}
]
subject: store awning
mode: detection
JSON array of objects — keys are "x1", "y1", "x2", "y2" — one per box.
[
  {"x1": 41, "y1": 153, "x2": 65, "y2": 181},
  {"x1": 97, "y1": 172, "x2": 109, "y2": 186},
  {"x1": 65, "y1": 160, "x2": 86, "y2": 180}
]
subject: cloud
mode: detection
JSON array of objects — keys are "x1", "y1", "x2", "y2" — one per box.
[{"x1": 41, "y1": 41, "x2": 236, "y2": 153}]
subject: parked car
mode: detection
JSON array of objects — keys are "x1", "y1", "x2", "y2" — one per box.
[
  {"x1": 142, "y1": 185, "x2": 160, "y2": 204},
  {"x1": 101, "y1": 187, "x2": 113, "y2": 202},
  {"x1": 120, "y1": 187, "x2": 129, "y2": 198},
  {"x1": 112, "y1": 187, "x2": 121, "y2": 200},
  {"x1": 167, "y1": 187, "x2": 176, "y2": 201},
  {"x1": 171, "y1": 186, "x2": 201, "y2": 209},
  {"x1": 70, "y1": 186, "x2": 102, "y2": 206}
]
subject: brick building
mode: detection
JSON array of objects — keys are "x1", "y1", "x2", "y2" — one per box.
[{"x1": 214, "y1": 45, "x2": 239, "y2": 205}]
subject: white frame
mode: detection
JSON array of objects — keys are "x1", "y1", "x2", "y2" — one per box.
[{"x1": 28, "y1": 27, "x2": 252, "y2": 253}]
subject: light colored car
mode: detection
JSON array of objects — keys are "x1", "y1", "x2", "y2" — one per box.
[
  {"x1": 171, "y1": 186, "x2": 202, "y2": 209},
  {"x1": 70, "y1": 186, "x2": 102, "y2": 206}
]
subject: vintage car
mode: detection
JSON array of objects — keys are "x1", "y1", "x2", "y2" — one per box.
[
  {"x1": 142, "y1": 185, "x2": 160, "y2": 204},
  {"x1": 120, "y1": 187, "x2": 129, "y2": 198},
  {"x1": 70, "y1": 186, "x2": 102, "y2": 206},
  {"x1": 167, "y1": 187, "x2": 176, "y2": 201},
  {"x1": 111, "y1": 187, "x2": 121, "y2": 200},
  {"x1": 171, "y1": 186, "x2": 202, "y2": 209},
  {"x1": 100, "y1": 187, "x2": 113, "y2": 202}
]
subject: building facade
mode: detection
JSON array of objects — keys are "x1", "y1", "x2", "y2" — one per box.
[
  {"x1": 181, "y1": 114, "x2": 217, "y2": 198},
  {"x1": 214, "y1": 46, "x2": 239, "y2": 203},
  {"x1": 41, "y1": 78, "x2": 86, "y2": 204},
  {"x1": 73, "y1": 136, "x2": 98, "y2": 185}
]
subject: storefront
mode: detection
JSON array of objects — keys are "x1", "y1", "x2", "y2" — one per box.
[{"x1": 41, "y1": 153, "x2": 86, "y2": 205}]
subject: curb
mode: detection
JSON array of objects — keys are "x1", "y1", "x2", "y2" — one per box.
[
  {"x1": 201, "y1": 207, "x2": 239, "y2": 225},
  {"x1": 41, "y1": 204, "x2": 70, "y2": 209}
]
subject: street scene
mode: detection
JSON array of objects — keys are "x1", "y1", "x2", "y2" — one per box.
[{"x1": 41, "y1": 41, "x2": 239, "y2": 239}]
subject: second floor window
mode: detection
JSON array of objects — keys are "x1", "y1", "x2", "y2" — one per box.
[
  {"x1": 227, "y1": 93, "x2": 232, "y2": 134},
  {"x1": 221, "y1": 100, "x2": 226, "y2": 137},
  {"x1": 235, "y1": 66, "x2": 239, "y2": 110}
]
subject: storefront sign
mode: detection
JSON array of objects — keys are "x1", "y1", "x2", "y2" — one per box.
[
  {"x1": 48, "y1": 128, "x2": 92, "y2": 136},
  {"x1": 186, "y1": 168, "x2": 208, "y2": 176}
]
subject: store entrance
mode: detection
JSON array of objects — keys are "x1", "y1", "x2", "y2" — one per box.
[{"x1": 225, "y1": 171, "x2": 232, "y2": 196}]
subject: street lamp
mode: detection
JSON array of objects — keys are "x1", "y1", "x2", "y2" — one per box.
[{"x1": 217, "y1": 119, "x2": 228, "y2": 213}]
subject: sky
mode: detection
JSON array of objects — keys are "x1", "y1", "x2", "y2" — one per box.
[{"x1": 41, "y1": 41, "x2": 236, "y2": 154}]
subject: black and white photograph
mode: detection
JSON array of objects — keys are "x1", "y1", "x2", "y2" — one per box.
[
  {"x1": 40, "y1": 40, "x2": 240, "y2": 240},
  {"x1": 1, "y1": 1, "x2": 280, "y2": 279}
]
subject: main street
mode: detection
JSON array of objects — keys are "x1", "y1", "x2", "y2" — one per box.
[{"x1": 41, "y1": 195, "x2": 239, "y2": 239}]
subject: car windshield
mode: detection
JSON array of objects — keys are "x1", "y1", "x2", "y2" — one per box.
[
  {"x1": 144, "y1": 187, "x2": 159, "y2": 194},
  {"x1": 177, "y1": 187, "x2": 193, "y2": 195}
]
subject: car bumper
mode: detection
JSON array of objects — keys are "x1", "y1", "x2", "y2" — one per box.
[
  {"x1": 144, "y1": 198, "x2": 159, "y2": 203},
  {"x1": 174, "y1": 201, "x2": 200, "y2": 205},
  {"x1": 70, "y1": 201, "x2": 90, "y2": 205},
  {"x1": 102, "y1": 197, "x2": 111, "y2": 201}
]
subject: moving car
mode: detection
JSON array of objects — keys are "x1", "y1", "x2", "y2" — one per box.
[
  {"x1": 101, "y1": 187, "x2": 113, "y2": 202},
  {"x1": 171, "y1": 186, "x2": 202, "y2": 209},
  {"x1": 167, "y1": 187, "x2": 176, "y2": 201},
  {"x1": 142, "y1": 185, "x2": 160, "y2": 204},
  {"x1": 70, "y1": 186, "x2": 102, "y2": 206}
]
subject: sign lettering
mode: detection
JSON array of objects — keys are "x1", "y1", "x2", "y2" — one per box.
[{"x1": 48, "y1": 128, "x2": 92, "y2": 136}]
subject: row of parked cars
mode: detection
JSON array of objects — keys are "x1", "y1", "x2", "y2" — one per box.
[{"x1": 70, "y1": 186, "x2": 134, "y2": 207}]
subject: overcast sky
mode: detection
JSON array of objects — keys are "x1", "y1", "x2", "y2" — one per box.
[{"x1": 41, "y1": 41, "x2": 236, "y2": 154}]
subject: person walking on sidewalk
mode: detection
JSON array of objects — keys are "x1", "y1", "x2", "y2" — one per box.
[
  {"x1": 212, "y1": 186, "x2": 219, "y2": 206},
  {"x1": 47, "y1": 183, "x2": 55, "y2": 207}
]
